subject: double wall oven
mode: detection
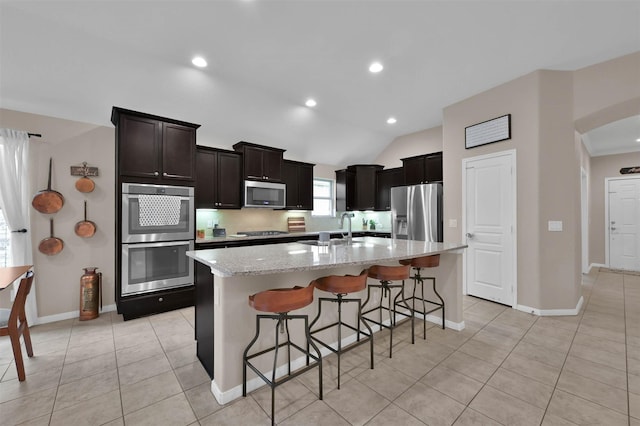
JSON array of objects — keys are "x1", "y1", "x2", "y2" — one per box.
[{"x1": 121, "y1": 183, "x2": 194, "y2": 296}]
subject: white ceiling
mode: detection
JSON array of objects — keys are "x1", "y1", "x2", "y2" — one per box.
[{"x1": 1, "y1": 1, "x2": 639, "y2": 166}]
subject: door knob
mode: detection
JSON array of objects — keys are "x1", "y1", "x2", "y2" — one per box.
[{"x1": 466, "y1": 233, "x2": 474, "y2": 239}]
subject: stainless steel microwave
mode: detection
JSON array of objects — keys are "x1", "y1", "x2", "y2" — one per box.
[{"x1": 244, "y1": 180, "x2": 286, "y2": 208}]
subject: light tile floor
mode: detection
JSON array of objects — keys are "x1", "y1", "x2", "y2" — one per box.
[{"x1": 1, "y1": 269, "x2": 638, "y2": 425}]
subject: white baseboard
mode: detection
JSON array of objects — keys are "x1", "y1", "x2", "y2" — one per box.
[
  {"x1": 515, "y1": 296, "x2": 583, "y2": 316},
  {"x1": 33, "y1": 304, "x2": 117, "y2": 326},
  {"x1": 588, "y1": 263, "x2": 606, "y2": 273}
]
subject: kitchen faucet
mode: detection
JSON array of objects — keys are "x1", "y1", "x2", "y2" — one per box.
[{"x1": 339, "y1": 212, "x2": 355, "y2": 243}]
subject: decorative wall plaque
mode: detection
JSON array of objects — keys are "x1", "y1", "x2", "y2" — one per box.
[
  {"x1": 620, "y1": 166, "x2": 640, "y2": 175},
  {"x1": 70, "y1": 162, "x2": 99, "y2": 177},
  {"x1": 465, "y1": 114, "x2": 511, "y2": 149}
]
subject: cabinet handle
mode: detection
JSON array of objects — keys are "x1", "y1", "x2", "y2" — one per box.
[
  {"x1": 154, "y1": 171, "x2": 159, "y2": 176},
  {"x1": 162, "y1": 172, "x2": 188, "y2": 179},
  {"x1": 158, "y1": 297, "x2": 164, "y2": 302}
]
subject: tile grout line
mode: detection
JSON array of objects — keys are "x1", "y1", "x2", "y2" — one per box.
[{"x1": 449, "y1": 304, "x2": 539, "y2": 426}]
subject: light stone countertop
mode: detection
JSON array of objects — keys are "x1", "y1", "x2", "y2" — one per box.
[{"x1": 187, "y1": 236, "x2": 467, "y2": 277}]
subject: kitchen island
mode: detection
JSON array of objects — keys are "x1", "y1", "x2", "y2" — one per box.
[{"x1": 187, "y1": 236, "x2": 466, "y2": 404}]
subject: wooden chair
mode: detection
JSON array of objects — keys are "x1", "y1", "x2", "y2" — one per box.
[{"x1": 0, "y1": 271, "x2": 35, "y2": 381}]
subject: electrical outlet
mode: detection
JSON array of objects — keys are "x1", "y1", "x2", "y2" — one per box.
[{"x1": 207, "y1": 220, "x2": 214, "y2": 228}]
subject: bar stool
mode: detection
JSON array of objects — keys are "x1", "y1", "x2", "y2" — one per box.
[
  {"x1": 361, "y1": 264, "x2": 412, "y2": 358},
  {"x1": 398, "y1": 254, "x2": 444, "y2": 343},
  {"x1": 242, "y1": 284, "x2": 323, "y2": 426},
  {"x1": 308, "y1": 269, "x2": 373, "y2": 389}
]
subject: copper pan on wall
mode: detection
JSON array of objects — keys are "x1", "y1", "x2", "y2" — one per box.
[
  {"x1": 32, "y1": 158, "x2": 64, "y2": 214},
  {"x1": 38, "y1": 218, "x2": 64, "y2": 255},
  {"x1": 74, "y1": 201, "x2": 96, "y2": 238}
]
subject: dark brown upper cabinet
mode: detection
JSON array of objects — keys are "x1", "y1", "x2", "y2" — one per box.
[
  {"x1": 282, "y1": 160, "x2": 315, "y2": 210},
  {"x1": 336, "y1": 164, "x2": 383, "y2": 211},
  {"x1": 233, "y1": 141, "x2": 285, "y2": 182},
  {"x1": 112, "y1": 107, "x2": 200, "y2": 184},
  {"x1": 195, "y1": 147, "x2": 242, "y2": 209},
  {"x1": 375, "y1": 167, "x2": 404, "y2": 211},
  {"x1": 402, "y1": 152, "x2": 443, "y2": 185}
]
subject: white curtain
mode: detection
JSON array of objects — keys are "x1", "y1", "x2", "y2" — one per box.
[{"x1": 0, "y1": 128, "x2": 37, "y2": 324}]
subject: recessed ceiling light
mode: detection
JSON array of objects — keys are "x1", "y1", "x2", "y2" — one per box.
[
  {"x1": 369, "y1": 62, "x2": 384, "y2": 73},
  {"x1": 387, "y1": 117, "x2": 397, "y2": 124},
  {"x1": 192, "y1": 56, "x2": 207, "y2": 68},
  {"x1": 636, "y1": 138, "x2": 640, "y2": 142},
  {"x1": 305, "y1": 98, "x2": 317, "y2": 107}
]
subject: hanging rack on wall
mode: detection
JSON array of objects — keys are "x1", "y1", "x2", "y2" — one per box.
[{"x1": 27, "y1": 133, "x2": 42, "y2": 138}]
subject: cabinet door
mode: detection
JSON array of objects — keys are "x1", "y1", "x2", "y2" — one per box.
[
  {"x1": 195, "y1": 149, "x2": 217, "y2": 209},
  {"x1": 119, "y1": 114, "x2": 161, "y2": 178},
  {"x1": 282, "y1": 161, "x2": 300, "y2": 208},
  {"x1": 297, "y1": 164, "x2": 314, "y2": 210},
  {"x1": 336, "y1": 169, "x2": 356, "y2": 211},
  {"x1": 375, "y1": 168, "x2": 403, "y2": 211},
  {"x1": 423, "y1": 152, "x2": 443, "y2": 182},
  {"x1": 243, "y1": 146, "x2": 264, "y2": 180},
  {"x1": 162, "y1": 123, "x2": 196, "y2": 181},
  {"x1": 403, "y1": 156, "x2": 425, "y2": 185},
  {"x1": 354, "y1": 166, "x2": 378, "y2": 210},
  {"x1": 262, "y1": 149, "x2": 283, "y2": 181},
  {"x1": 216, "y1": 152, "x2": 242, "y2": 208}
]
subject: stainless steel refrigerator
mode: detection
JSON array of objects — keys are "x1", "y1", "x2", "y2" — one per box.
[{"x1": 391, "y1": 183, "x2": 443, "y2": 242}]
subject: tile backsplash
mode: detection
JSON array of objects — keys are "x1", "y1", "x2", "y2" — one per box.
[{"x1": 196, "y1": 209, "x2": 391, "y2": 237}]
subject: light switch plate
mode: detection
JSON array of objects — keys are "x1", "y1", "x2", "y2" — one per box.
[
  {"x1": 548, "y1": 220, "x2": 563, "y2": 232},
  {"x1": 449, "y1": 219, "x2": 458, "y2": 228}
]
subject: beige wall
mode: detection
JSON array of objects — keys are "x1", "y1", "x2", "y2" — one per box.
[
  {"x1": 0, "y1": 109, "x2": 115, "y2": 319},
  {"x1": 374, "y1": 126, "x2": 443, "y2": 168},
  {"x1": 589, "y1": 152, "x2": 640, "y2": 265},
  {"x1": 537, "y1": 71, "x2": 582, "y2": 309},
  {"x1": 443, "y1": 71, "x2": 547, "y2": 309},
  {"x1": 573, "y1": 51, "x2": 640, "y2": 132},
  {"x1": 572, "y1": 52, "x2": 640, "y2": 268}
]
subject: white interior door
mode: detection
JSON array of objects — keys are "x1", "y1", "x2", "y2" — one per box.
[
  {"x1": 608, "y1": 178, "x2": 640, "y2": 271},
  {"x1": 464, "y1": 151, "x2": 516, "y2": 306}
]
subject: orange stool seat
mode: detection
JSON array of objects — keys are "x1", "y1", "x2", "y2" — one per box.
[
  {"x1": 362, "y1": 264, "x2": 413, "y2": 358},
  {"x1": 309, "y1": 270, "x2": 373, "y2": 389},
  {"x1": 397, "y1": 254, "x2": 445, "y2": 341},
  {"x1": 249, "y1": 285, "x2": 314, "y2": 313}
]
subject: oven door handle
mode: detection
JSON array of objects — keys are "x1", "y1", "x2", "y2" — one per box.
[
  {"x1": 126, "y1": 195, "x2": 193, "y2": 202},
  {"x1": 122, "y1": 240, "x2": 192, "y2": 249}
]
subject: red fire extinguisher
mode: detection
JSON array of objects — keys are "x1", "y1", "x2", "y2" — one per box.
[{"x1": 79, "y1": 267, "x2": 102, "y2": 321}]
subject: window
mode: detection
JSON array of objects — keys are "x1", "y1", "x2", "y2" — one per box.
[
  {"x1": 312, "y1": 178, "x2": 334, "y2": 217},
  {"x1": 0, "y1": 209, "x2": 9, "y2": 267}
]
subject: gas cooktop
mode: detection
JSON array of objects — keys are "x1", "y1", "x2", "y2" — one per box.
[{"x1": 237, "y1": 230, "x2": 289, "y2": 237}]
